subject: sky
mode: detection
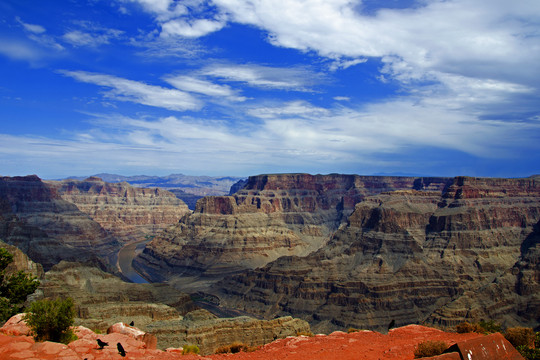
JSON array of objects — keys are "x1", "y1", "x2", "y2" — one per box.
[{"x1": 0, "y1": 0, "x2": 539, "y2": 179}]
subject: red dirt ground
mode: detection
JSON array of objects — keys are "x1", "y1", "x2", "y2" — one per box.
[{"x1": 0, "y1": 316, "x2": 486, "y2": 360}]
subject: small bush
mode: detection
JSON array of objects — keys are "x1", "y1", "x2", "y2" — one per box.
[
  {"x1": 0, "y1": 248, "x2": 40, "y2": 323},
  {"x1": 505, "y1": 327, "x2": 535, "y2": 348},
  {"x1": 414, "y1": 340, "x2": 448, "y2": 358},
  {"x1": 456, "y1": 321, "x2": 484, "y2": 334},
  {"x1": 478, "y1": 320, "x2": 501, "y2": 334},
  {"x1": 348, "y1": 327, "x2": 360, "y2": 333},
  {"x1": 517, "y1": 345, "x2": 540, "y2": 360},
  {"x1": 215, "y1": 341, "x2": 257, "y2": 354},
  {"x1": 182, "y1": 344, "x2": 200, "y2": 355},
  {"x1": 24, "y1": 297, "x2": 76, "y2": 344}
]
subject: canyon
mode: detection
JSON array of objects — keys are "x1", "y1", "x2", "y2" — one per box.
[
  {"x1": 1, "y1": 172, "x2": 539, "y2": 353},
  {"x1": 0, "y1": 175, "x2": 189, "y2": 272},
  {"x1": 134, "y1": 174, "x2": 540, "y2": 333}
]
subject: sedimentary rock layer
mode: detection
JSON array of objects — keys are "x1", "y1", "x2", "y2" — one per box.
[
  {"x1": 47, "y1": 177, "x2": 190, "y2": 243},
  {"x1": 134, "y1": 174, "x2": 450, "y2": 290},
  {"x1": 217, "y1": 176, "x2": 540, "y2": 332},
  {"x1": 0, "y1": 175, "x2": 119, "y2": 270}
]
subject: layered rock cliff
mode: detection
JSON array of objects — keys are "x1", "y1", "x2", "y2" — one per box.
[
  {"x1": 0, "y1": 175, "x2": 119, "y2": 270},
  {"x1": 134, "y1": 174, "x2": 451, "y2": 291},
  {"x1": 47, "y1": 177, "x2": 190, "y2": 244},
  {"x1": 36, "y1": 262, "x2": 310, "y2": 353},
  {"x1": 217, "y1": 176, "x2": 540, "y2": 332}
]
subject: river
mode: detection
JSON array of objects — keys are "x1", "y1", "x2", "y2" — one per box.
[{"x1": 117, "y1": 238, "x2": 150, "y2": 283}]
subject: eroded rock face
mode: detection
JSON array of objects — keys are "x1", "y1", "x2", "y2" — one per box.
[
  {"x1": 134, "y1": 174, "x2": 451, "y2": 290},
  {"x1": 0, "y1": 175, "x2": 119, "y2": 271},
  {"x1": 0, "y1": 239, "x2": 44, "y2": 279},
  {"x1": 47, "y1": 177, "x2": 190, "y2": 244},
  {"x1": 36, "y1": 261, "x2": 196, "y2": 333},
  {"x1": 146, "y1": 309, "x2": 311, "y2": 355},
  {"x1": 216, "y1": 176, "x2": 540, "y2": 333}
]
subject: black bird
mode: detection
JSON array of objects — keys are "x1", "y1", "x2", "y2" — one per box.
[
  {"x1": 129, "y1": 320, "x2": 134, "y2": 326},
  {"x1": 96, "y1": 339, "x2": 108, "y2": 349},
  {"x1": 117, "y1": 342, "x2": 126, "y2": 357}
]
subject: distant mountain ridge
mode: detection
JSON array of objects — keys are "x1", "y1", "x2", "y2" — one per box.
[{"x1": 60, "y1": 173, "x2": 246, "y2": 209}]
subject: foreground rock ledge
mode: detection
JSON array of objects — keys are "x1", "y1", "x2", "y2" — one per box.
[{"x1": 0, "y1": 316, "x2": 524, "y2": 360}]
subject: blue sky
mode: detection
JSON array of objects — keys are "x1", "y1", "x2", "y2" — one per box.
[{"x1": 1, "y1": 0, "x2": 539, "y2": 179}]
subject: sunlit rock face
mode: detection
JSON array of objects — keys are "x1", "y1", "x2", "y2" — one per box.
[
  {"x1": 47, "y1": 177, "x2": 190, "y2": 244},
  {"x1": 133, "y1": 173, "x2": 451, "y2": 291},
  {"x1": 217, "y1": 176, "x2": 540, "y2": 333}
]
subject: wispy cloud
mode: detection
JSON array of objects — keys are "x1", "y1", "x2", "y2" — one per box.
[
  {"x1": 2, "y1": 92, "x2": 538, "y2": 178},
  {"x1": 201, "y1": 63, "x2": 326, "y2": 91},
  {"x1": 163, "y1": 74, "x2": 246, "y2": 101},
  {"x1": 15, "y1": 17, "x2": 46, "y2": 34},
  {"x1": 60, "y1": 70, "x2": 202, "y2": 111}
]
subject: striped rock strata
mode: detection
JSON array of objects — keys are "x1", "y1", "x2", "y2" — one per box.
[
  {"x1": 217, "y1": 176, "x2": 540, "y2": 333},
  {"x1": 133, "y1": 174, "x2": 450, "y2": 291}
]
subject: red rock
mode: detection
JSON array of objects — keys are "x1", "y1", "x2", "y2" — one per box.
[
  {"x1": 0, "y1": 313, "x2": 31, "y2": 336},
  {"x1": 421, "y1": 353, "x2": 462, "y2": 360},
  {"x1": 444, "y1": 332, "x2": 525, "y2": 360}
]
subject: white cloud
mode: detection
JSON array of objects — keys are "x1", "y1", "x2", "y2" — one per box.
[
  {"x1": 60, "y1": 70, "x2": 202, "y2": 111},
  {"x1": 207, "y1": 0, "x2": 540, "y2": 108},
  {"x1": 16, "y1": 17, "x2": 46, "y2": 34},
  {"x1": 202, "y1": 64, "x2": 324, "y2": 91},
  {"x1": 248, "y1": 101, "x2": 329, "y2": 119},
  {"x1": 164, "y1": 74, "x2": 245, "y2": 101},
  {"x1": 160, "y1": 18, "x2": 226, "y2": 38}
]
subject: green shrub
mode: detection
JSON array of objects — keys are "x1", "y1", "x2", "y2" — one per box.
[
  {"x1": 414, "y1": 340, "x2": 448, "y2": 358},
  {"x1": 0, "y1": 248, "x2": 40, "y2": 323},
  {"x1": 517, "y1": 345, "x2": 540, "y2": 360},
  {"x1": 478, "y1": 320, "x2": 501, "y2": 334},
  {"x1": 182, "y1": 344, "x2": 200, "y2": 355},
  {"x1": 24, "y1": 297, "x2": 76, "y2": 344},
  {"x1": 505, "y1": 327, "x2": 535, "y2": 348},
  {"x1": 347, "y1": 327, "x2": 360, "y2": 333}
]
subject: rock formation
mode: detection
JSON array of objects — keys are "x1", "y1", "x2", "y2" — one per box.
[
  {"x1": 34, "y1": 261, "x2": 310, "y2": 352},
  {"x1": 35, "y1": 261, "x2": 195, "y2": 333},
  {"x1": 47, "y1": 177, "x2": 190, "y2": 244},
  {"x1": 146, "y1": 309, "x2": 310, "y2": 354},
  {"x1": 134, "y1": 174, "x2": 451, "y2": 291},
  {"x1": 216, "y1": 176, "x2": 540, "y2": 333},
  {"x1": 0, "y1": 239, "x2": 44, "y2": 279},
  {"x1": 0, "y1": 175, "x2": 119, "y2": 271}
]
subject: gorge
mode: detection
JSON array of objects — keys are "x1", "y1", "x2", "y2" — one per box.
[{"x1": 1, "y1": 172, "x2": 539, "y2": 352}]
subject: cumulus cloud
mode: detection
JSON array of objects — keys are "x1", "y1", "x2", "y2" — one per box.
[{"x1": 60, "y1": 70, "x2": 202, "y2": 111}]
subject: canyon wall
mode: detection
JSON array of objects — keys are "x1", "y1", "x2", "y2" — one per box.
[
  {"x1": 0, "y1": 175, "x2": 190, "y2": 272},
  {"x1": 134, "y1": 174, "x2": 451, "y2": 291},
  {"x1": 217, "y1": 176, "x2": 540, "y2": 332},
  {"x1": 47, "y1": 177, "x2": 190, "y2": 244},
  {"x1": 0, "y1": 175, "x2": 119, "y2": 270}
]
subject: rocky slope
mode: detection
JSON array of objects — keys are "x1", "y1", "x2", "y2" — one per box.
[
  {"x1": 134, "y1": 174, "x2": 451, "y2": 291},
  {"x1": 34, "y1": 261, "x2": 309, "y2": 352},
  {"x1": 47, "y1": 176, "x2": 190, "y2": 244},
  {"x1": 2, "y1": 319, "x2": 517, "y2": 360},
  {"x1": 217, "y1": 176, "x2": 540, "y2": 333},
  {"x1": 0, "y1": 175, "x2": 119, "y2": 271},
  {"x1": 0, "y1": 239, "x2": 44, "y2": 279}
]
